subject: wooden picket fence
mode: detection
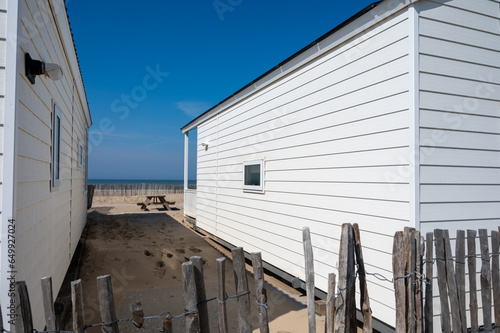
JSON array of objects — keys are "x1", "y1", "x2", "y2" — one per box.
[{"x1": 6, "y1": 225, "x2": 500, "y2": 333}]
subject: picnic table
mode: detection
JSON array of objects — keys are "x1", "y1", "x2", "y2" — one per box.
[{"x1": 137, "y1": 195, "x2": 175, "y2": 211}]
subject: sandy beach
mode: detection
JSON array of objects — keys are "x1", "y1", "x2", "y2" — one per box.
[{"x1": 64, "y1": 193, "x2": 328, "y2": 332}]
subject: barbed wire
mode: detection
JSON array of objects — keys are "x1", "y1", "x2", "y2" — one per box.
[{"x1": 1, "y1": 290, "x2": 266, "y2": 333}]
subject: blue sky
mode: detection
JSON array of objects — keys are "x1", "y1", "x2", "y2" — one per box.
[{"x1": 66, "y1": 0, "x2": 376, "y2": 180}]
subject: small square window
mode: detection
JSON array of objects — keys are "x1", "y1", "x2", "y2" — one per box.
[
  {"x1": 51, "y1": 104, "x2": 62, "y2": 189},
  {"x1": 78, "y1": 141, "x2": 84, "y2": 168},
  {"x1": 243, "y1": 160, "x2": 264, "y2": 192}
]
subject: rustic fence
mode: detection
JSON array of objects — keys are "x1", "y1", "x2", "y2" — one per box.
[
  {"x1": 6, "y1": 225, "x2": 500, "y2": 333},
  {"x1": 91, "y1": 183, "x2": 194, "y2": 196}
]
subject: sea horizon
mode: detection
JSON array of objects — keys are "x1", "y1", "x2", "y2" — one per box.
[{"x1": 89, "y1": 179, "x2": 196, "y2": 185}]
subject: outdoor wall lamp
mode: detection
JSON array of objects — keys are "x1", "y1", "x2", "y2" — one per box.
[
  {"x1": 25, "y1": 53, "x2": 63, "y2": 84},
  {"x1": 201, "y1": 142, "x2": 209, "y2": 147}
]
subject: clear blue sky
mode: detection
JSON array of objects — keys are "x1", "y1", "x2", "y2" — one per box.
[{"x1": 66, "y1": 0, "x2": 376, "y2": 180}]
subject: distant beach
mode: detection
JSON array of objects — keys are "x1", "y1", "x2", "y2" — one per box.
[
  {"x1": 89, "y1": 179, "x2": 195, "y2": 186},
  {"x1": 89, "y1": 179, "x2": 196, "y2": 196}
]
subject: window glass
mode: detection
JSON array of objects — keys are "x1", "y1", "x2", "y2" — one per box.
[{"x1": 243, "y1": 160, "x2": 264, "y2": 192}]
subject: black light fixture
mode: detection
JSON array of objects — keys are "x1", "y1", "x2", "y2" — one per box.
[{"x1": 25, "y1": 53, "x2": 63, "y2": 84}]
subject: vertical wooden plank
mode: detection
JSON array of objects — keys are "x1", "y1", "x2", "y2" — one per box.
[
  {"x1": 71, "y1": 279, "x2": 85, "y2": 333},
  {"x1": 424, "y1": 233, "x2": 433, "y2": 333},
  {"x1": 182, "y1": 261, "x2": 201, "y2": 333},
  {"x1": 393, "y1": 231, "x2": 406, "y2": 333},
  {"x1": 232, "y1": 247, "x2": 252, "y2": 333},
  {"x1": 443, "y1": 230, "x2": 463, "y2": 332},
  {"x1": 15, "y1": 281, "x2": 33, "y2": 333},
  {"x1": 335, "y1": 223, "x2": 355, "y2": 333},
  {"x1": 467, "y1": 230, "x2": 479, "y2": 332},
  {"x1": 455, "y1": 230, "x2": 466, "y2": 330},
  {"x1": 41, "y1": 276, "x2": 56, "y2": 331},
  {"x1": 433, "y1": 229, "x2": 451, "y2": 333},
  {"x1": 415, "y1": 232, "x2": 423, "y2": 333},
  {"x1": 326, "y1": 273, "x2": 336, "y2": 333},
  {"x1": 407, "y1": 229, "x2": 416, "y2": 333},
  {"x1": 163, "y1": 313, "x2": 173, "y2": 333},
  {"x1": 491, "y1": 230, "x2": 500, "y2": 327},
  {"x1": 251, "y1": 252, "x2": 269, "y2": 333},
  {"x1": 478, "y1": 229, "x2": 492, "y2": 331},
  {"x1": 353, "y1": 223, "x2": 372, "y2": 333},
  {"x1": 97, "y1": 275, "x2": 120, "y2": 333},
  {"x1": 190, "y1": 256, "x2": 210, "y2": 333},
  {"x1": 302, "y1": 227, "x2": 316, "y2": 333},
  {"x1": 129, "y1": 303, "x2": 144, "y2": 328},
  {"x1": 216, "y1": 257, "x2": 228, "y2": 333}
]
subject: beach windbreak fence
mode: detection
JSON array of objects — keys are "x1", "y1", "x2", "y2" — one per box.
[
  {"x1": 91, "y1": 183, "x2": 191, "y2": 196},
  {"x1": 8, "y1": 226, "x2": 500, "y2": 333}
]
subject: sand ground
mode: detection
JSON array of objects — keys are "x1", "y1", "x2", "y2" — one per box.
[{"x1": 68, "y1": 194, "x2": 328, "y2": 332}]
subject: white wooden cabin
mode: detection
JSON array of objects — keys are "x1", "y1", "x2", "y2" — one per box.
[
  {"x1": 0, "y1": 0, "x2": 91, "y2": 328},
  {"x1": 182, "y1": 0, "x2": 500, "y2": 330}
]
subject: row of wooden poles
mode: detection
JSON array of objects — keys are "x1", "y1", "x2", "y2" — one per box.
[
  {"x1": 9, "y1": 247, "x2": 269, "y2": 333},
  {"x1": 393, "y1": 227, "x2": 500, "y2": 333},
  {"x1": 92, "y1": 184, "x2": 189, "y2": 196},
  {"x1": 8, "y1": 225, "x2": 500, "y2": 332}
]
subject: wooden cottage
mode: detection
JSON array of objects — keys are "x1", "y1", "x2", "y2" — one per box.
[
  {"x1": 0, "y1": 0, "x2": 91, "y2": 327},
  {"x1": 182, "y1": 0, "x2": 500, "y2": 329}
]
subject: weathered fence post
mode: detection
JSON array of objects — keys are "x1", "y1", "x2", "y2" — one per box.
[
  {"x1": 433, "y1": 229, "x2": 451, "y2": 333},
  {"x1": 216, "y1": 257, "x2": 228, "y2": 333},
  {"x1": 479, "y1": 229, "x2": 492, "y2": 331},
  {"x1": 87, "y1": 184, "x2": 96, "y2": 209},
  {"x1": 302, "y1": 227, "x2": 316, "y2": 333},
  {"x1": 163, "y1": 313, "x2": 173, "y2": 333},
  {"x1": 97, "y1": 275, "x2": 120, "y2": 333},
  {"x1": 71, "y1": 279, "x2": 85, "y2": 333},
  {"x1": 326, "y1": 273, "x2": 336, "y2": 333},
  {"x1": 41, "y1": 276, "x2": 56, "y2": 331},
  {"x1": 182, "y1": 261, "x2": 201, "y2": 333},
  {"x1": 15, "y1": 281, "x2": 33, "y2": 333},
  {"x1": 491, "y1": 230, "x2": 500, "y2": 326},
  {"x1": 443, "y1": 230, "x2": 463, "y2": 332},
  {"x1": 455, "y1": 230, "x2": 467, "y2": 330},
  {"x1": 251, "y1": 252, "x2": 269, "y2": 333},
  {"x1": 466, "y1": 230, "x2": 479, "y2": 332},
  {"x1": 393, "y1": 231, "x2": 406, "y2": 333},
  {"x1": 415, "y1": 233, "x2": 424, "y2": 333},
  {"x1": 424, "y1": 232, "x2": 433, "y2": 333},
  {"x1": 335, "y1": 223, "x2": 355, "y2": 333},
  {"x1": 232, "y1": 247, "x2": 252, "y2": 333},
  {"x1": 129, "y1": 303, "x2": 144, "y2": 328},
  {"x1": 190, "y1": 256, "x2": 210, "y2": 333},
  {"x1": 353, "y1": 223, "x2": 372, "y2": 333},
  {"x1": 407, "y1": 228, "x2": 417, "y2": 333}
]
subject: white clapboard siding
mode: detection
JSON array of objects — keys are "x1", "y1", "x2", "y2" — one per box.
[
  {"x1": 418, "y1": 3, "x2": 500, "y2": 330},
  {"x1": 7, "y1": 0, "x2": 91, "y2": 328}
]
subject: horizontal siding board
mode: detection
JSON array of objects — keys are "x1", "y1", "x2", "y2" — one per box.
[
  {"x1": 421, "y1": 166, "x2": 500, "y2": 184},
  {"x1": 266, "y1": 165, "x2": 411, "y2": 183},
  {"x1": 0, "y1": 10, "x2": 5, "y2": 38},
  {"x1": 421, "y1": 185, "x2": 500, "y2": 202},
  {"x1": 419, "y1": 1, "x2": 500, "y2": 33},
  {"x1": 420, "y1": 17, "x2": 500, "y2": 53},
  {"x1": 420, "y1": 91, "x2": 500, "y2": 118},
  {"x1": 420, "y1": 110, "x2": 500, "y2": 134},
  {"x1": 420, "y1": 128, "x2": 500, "y2": 151},
  {"x1": 420, "y1": 54, "x2": 500, "y2": 85},
  {"x1": 421, "y1": 202, "x2": 500, "y2": 221},
  {"x1": 420, "y1": 36, "x2": 500, "y2": 69},
  {"x1": 426, "y1": 0, "x2": 500, "y2": 17},
  {"x1": 421, "y1": 147, "x2": 500, "y2": 167},
  {"x1": 420, "y1": 73, "x2": 500, "y2": 100}
]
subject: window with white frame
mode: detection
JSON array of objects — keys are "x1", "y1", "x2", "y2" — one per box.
[
  {"x1": 243, "y1": 160, "x2": 264, "y2": 192},
  {"x1": 52, "y1": 104, "x2": 62, "y2": 188},
  {"x1": 78, "y1": 140, "x2": 84, "y2": 168}
]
